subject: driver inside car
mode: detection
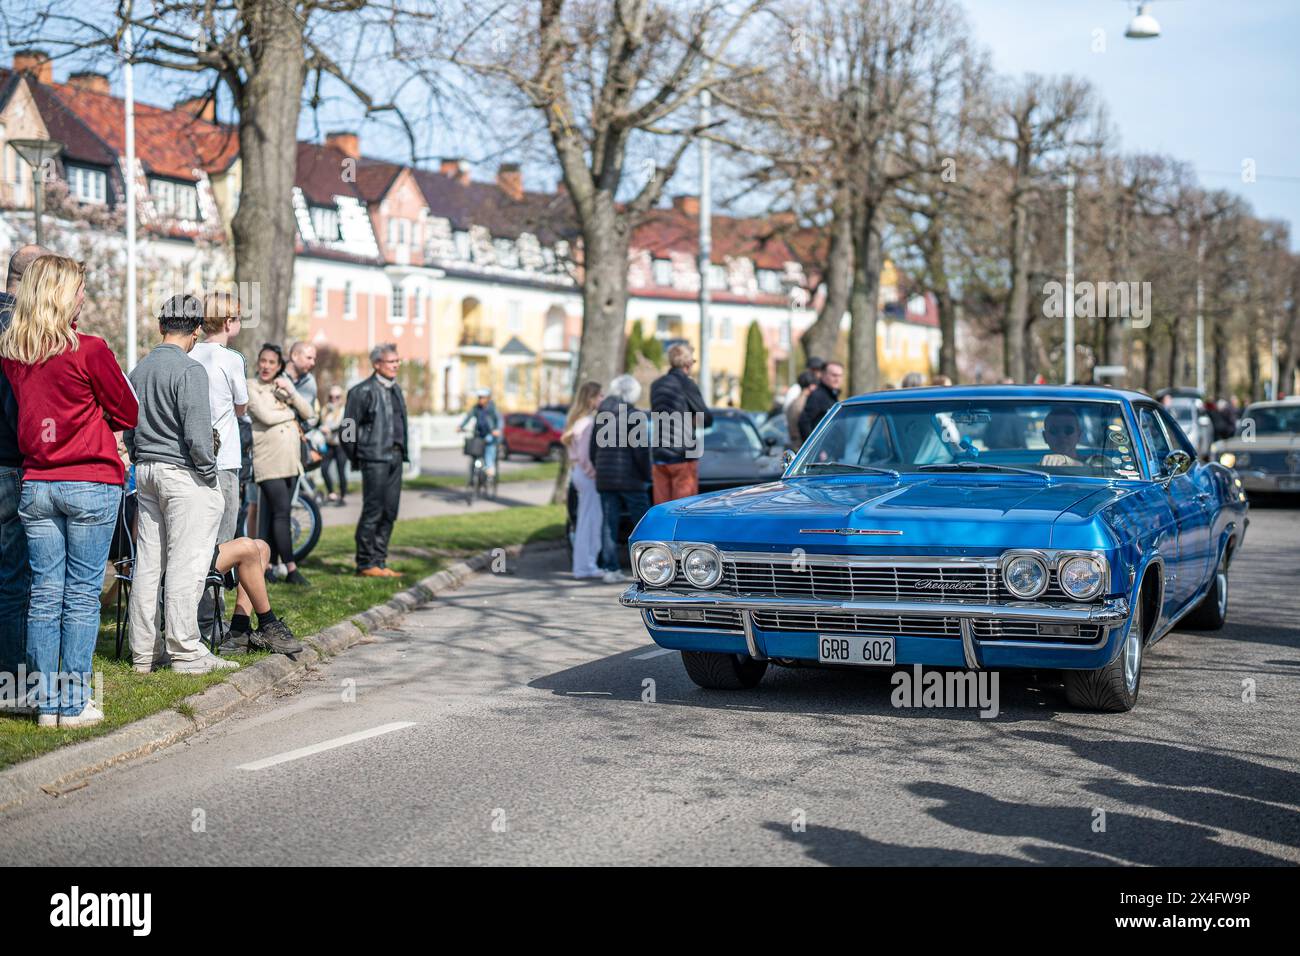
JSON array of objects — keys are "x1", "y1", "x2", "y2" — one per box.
[{"x1": 1040, "y1": 408, "x2": 1084, "y2": 466}]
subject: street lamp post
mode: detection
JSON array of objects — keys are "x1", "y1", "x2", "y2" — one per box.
[
  {"x1": 1064, "y1": 171, "x2": 1076, "y2": 384},
  {"x1": 9, "y1": 138, "x2": 63, "y2": 248},
  {"x1": 697, "y1": 89, "x2": 713, "y2": 403}
]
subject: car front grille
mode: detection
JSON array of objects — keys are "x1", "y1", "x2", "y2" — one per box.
[
  {"x1": 719, "y1": 557, "x2": 1081, "y2": 604},
  {"x1": 650, "y1": 608, "x2": 744, "y2": 631},
  {"x1": 751, "y1": 610, "x2": 961, "y2": 638},
  {"x1": 971, "y1": 620, "x2": 1103, "y2": 644}
]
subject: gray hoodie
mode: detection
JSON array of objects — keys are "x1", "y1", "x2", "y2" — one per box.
[{"x1": 124, "y1": 343, "x2": 217, "y2": 484}]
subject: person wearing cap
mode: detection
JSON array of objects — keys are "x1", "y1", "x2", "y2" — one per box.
[{"x1": 460, "y1": 387, "x2": 502, "y2": 477}]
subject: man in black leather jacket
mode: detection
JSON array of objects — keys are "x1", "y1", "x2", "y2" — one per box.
[{"x1": 342, "y1": 343, "x2": 408, "y2": 577}]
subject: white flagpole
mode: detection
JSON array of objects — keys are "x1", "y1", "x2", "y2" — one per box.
[{"x1": 124, "y1": 8, "x2": 138, "y2": 371}]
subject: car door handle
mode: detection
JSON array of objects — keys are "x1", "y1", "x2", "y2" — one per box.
[{"x1": 1195, "y1": 492, "x2": 1211, "y2": 502}]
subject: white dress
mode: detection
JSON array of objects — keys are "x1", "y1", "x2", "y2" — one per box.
[{"x1": 568, "y1": 415, "x2": 602, "y2": 578}]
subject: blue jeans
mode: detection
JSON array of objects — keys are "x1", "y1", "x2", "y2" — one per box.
[
  {"x1": 0, "y1": 466, "x2": 28, "y2": 687},
  {"x1": 483, "y1": 434, "x2": 498, "y2": 472},
  {"x1": 19, "y1": 480, "x2": 122, "y2": 716},
  {"x1": 598, "y1": 489, "x2": 649, "y2": 572}
]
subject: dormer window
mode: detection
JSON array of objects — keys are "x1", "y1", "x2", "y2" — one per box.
[
  {"x1": 67, "y1": 165, "x2": 107, "y2": 204},
  {"x1": 652, "y1": 258, "x2": 673, "y2": 286},
  {"x1": 310, "y1": 205, "x2": 340, "y2": 242},
  {"x1": 757, "y1": 269, "x2": 781, "y2": 294},
  {"x1": 149, "y1": 177, "x2": 200, "y2": 220}
]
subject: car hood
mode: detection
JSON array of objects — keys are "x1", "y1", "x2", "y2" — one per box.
[
  {"x1": 1213, "y1": 434, "x2": 1300, "y2": 452},
  {"x1": 654, "y1": 474, "x2": 1131, "y2": 550}
]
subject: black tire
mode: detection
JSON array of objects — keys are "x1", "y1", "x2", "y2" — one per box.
[
  {"x1": 546, "y1": 442, "x2": 565, "y2": 463},
  {"x1": 500, "y1": 441, "x2": 512, "y2": 461},
  {"x1": 680, "y1": 650, "x2": 768, "y2": 689},
  {"x1": 1183, "y1": 564, "x2": 1228, "y2": 630},
  {"x1": 1064, "y1": 599, "x2": 1143, "y2": 712},
  {"x1": 290, "y1": 492, "x2": 322, "y2": 563}
]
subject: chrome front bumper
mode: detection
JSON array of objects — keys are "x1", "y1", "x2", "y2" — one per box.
[
  {"x1": 619, "y1": 584, "x2": 1130, "y2": 625},
  {"x1": 621, "y1": 584, "x2": 1129, "y2": 666}
]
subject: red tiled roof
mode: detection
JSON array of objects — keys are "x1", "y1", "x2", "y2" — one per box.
[
  {"x1": 296, "y1": 142, "x2": 366, "y2": 206},
  {"x1": 17, "y1": 71, "x2": 239, "y2": 181},
  {"x1": 410, "y1": 166, "x2": 580, "y2": 247},
  {"x1": 354, "y1": 159, "x2": 402, "y2": 203},
  {"x1": 631, "y1": 204, "x2": 819, "y2": 275}
]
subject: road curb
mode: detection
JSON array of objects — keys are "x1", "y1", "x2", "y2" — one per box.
[{"x1": 0, "y1": 538, "x2": 564, "y2": 814}]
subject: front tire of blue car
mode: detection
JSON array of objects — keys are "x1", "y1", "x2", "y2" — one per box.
[
  {"x1": 1182, "y1": 567, "x2": 1228, "y2": 631},
  {"x1": 680, "y1": 650, "x2": 768, "y2": 689},
  {"x1": 1064, "y1": 599, "x2": 1143, "y2": 713}
]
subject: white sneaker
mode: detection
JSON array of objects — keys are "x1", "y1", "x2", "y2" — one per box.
[
  {"x1": 57, "y1": 701, "x2": 104, "y2": 728},
  {"x1": 602, "y1": 569, "x2": 628, "y2": 584},
  {"x1": 172, "y1": 652, "x2": 239, "y2": 675},
  {"x1": 133, "y1": 654, "x2": 172, "y2": 674},
  {"x1": 36, "y1": 713, "x2": 58, "y2": 728}
]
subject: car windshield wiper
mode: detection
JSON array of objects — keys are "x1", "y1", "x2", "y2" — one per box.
[
  {"x1": 917, "y1": 462, "x2": 1052, "y2": 480},
  {"x1": 802, "y1": 462, "x2": 900, "y2": 478}
]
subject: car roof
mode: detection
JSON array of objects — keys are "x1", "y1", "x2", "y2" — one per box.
[{"x1": 840, "y1": 384, "x2": 1148, "y2": 406}]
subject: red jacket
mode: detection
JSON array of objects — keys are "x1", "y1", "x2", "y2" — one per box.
[{"x1": 1, "y1": 334, "x2": 138, "y2": 484}]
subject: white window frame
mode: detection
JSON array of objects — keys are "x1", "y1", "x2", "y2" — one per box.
[
  {"x1": 652, "y1": 258, "x2": 672, "y2": 286},
  {"x1": 343, "y1": 280, "x2": 354, "y2": 319},
  {"x1": 391, "y1": 281, "x2": 405, "y2": 322},
  {"x1": 314, "y1": 277, "x2": 326, "y2": 316}
]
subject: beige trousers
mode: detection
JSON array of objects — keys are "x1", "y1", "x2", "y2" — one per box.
[{"x1": 128, "y1": 461, "x2": 224, "y2": 666}]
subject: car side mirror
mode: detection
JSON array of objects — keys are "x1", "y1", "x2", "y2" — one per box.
[
  {"x1": 1161, "y1": 450, "x2": 1193, "y2": 479},
  {"x1": 781, "y1": 449, "x2": 796, "y2": 470}
]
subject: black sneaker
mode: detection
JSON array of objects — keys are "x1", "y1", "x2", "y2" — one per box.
[
  {"x1": 218, "y1": 630, "x2": 253, "y2": 655},
  {"x1": 251, "y1": 619, "x2": 304, "y2": 655},
  {"x1": 284, "y1": 569, "x2": 311, "y2": 587}
]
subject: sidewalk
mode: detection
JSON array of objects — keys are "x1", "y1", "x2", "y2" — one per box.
[{"x1": 319, "y1": 478, "x2": 556, "y2": 527}]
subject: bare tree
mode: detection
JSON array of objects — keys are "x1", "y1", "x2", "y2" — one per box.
[
  {"x1": 981, "y1": 73, "x2": 1099, "y2": 382},
  {"x1": 444, "y1": 0, "x2": 766, "y2": 390},
  {"x1": 5, "y1": 0, "x2": 424, "y2": 350}
]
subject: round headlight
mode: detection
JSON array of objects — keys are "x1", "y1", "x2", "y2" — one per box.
[
  {"x1": 1059, "y1": 555, "x2": 1104, "y2": 601},
  {"x1": 636, "y1": 544, "x2": 675, "y2": 587},
  {"x1": 682, "y1": 547, "x2": 722, "y2": 588},
  {"x1": 1218, "y1": 452, "x2": 1236, "y2": 468},
  {"x1": 1003, "y1": 554, "x2": 1048, "y2": 599}
]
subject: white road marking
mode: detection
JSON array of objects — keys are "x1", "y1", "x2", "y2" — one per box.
[
  {"x1": 632, "y1": 647, "x2": 676, "y2": 660},
  {"x1": 237, "y1": 721, "x2": 417, "y2": 771}
]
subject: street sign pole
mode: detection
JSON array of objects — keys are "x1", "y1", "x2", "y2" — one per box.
[
  {"x1": 697, "y1": 90, "x2": 712, "y2": 402},
  {"x1": 1064, "y1": 171, "x2": 1075, "y2": 384}
]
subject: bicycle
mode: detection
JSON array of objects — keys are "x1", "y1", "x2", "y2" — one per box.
[
  {"x1": 238, "y1": 473, "x2": 322, "y2": 564},
  {"x1": 462, "y1": 433, "x2": 499, "y2": 504}
]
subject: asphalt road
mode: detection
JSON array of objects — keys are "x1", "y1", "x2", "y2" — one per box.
[{"x1": 2, "y1": 504, "x2": 1297, "y2": 866}]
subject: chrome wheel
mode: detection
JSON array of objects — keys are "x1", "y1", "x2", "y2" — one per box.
[
  {"x1": 1123, "y1": 606, "x2": 1142, "y2": 693},
  {"x1": 1216, "y1": 571, "x2": 1228, "y2": 619}
]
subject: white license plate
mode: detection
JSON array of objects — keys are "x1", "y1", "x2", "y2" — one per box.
[{"x1": 817, "y1": 635, "x2": 895, "y2": 666}]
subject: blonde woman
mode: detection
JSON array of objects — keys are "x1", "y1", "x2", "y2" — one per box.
[
  {"x1": 562, "y1": 380, "x2": 603, "y2": 579},
  {"x1": 0, "y1": 254, "x2": 138, "y2": 727},
  {"x1": 247, "y1": 343, "x2": 314, "y2": 586}
]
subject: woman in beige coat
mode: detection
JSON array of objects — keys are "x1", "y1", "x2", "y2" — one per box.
[{"x1": 247, "y1": 344, "x2": 314, "y2": 586}]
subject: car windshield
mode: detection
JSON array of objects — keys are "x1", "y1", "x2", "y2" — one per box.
[
  {"x1": 538, "y1": 411, "x2": 566, "y2": 430},
  {"x1": 1244, "y1": 405, "x2": 1300, "y2": 435},
  {"x1": 794, "y1": 399, "x2": 1143, "y2": 480},
  {"x1": 704, "y1": 416, "x2": 764, "y2": 455}
]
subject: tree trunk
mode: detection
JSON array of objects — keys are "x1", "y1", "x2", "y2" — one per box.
[
  {"x1": 573, "y1": 198, "x2": 630, "y2": 394},
  {"x1": 229, "y1": 0, "x2": 307, "y2": 358},
  {"x1": 1003, "y1": 188, "x2": 1031, "y2": 383},
  {"x1": 847, "y1": 201, "x2": 882, "y2": 395},
  {"x1": 1141, "y1": 321, "x2": 1156, "y2": 394},
  {"x1": 936, "y1": 291, "x2": 957, "y2": 382},
  {"x1": 1212, "y1": 309, "x2": 1229, "y2": 400},
  {"x1": 799, "y1": 184, "x2": 852, "y2": 365}
]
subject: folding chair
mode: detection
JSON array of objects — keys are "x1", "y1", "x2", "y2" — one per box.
[{"x1": 110, "y1": 490, "x2": 137, "y2": 661}]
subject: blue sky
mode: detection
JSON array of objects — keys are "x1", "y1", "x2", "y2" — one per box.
[{"x1": 963, "y1": 0, "x2": 1300, "y2": 243}]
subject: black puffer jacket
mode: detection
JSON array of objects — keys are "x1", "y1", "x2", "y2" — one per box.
[
  {"x1": 0, "y1": 293, "x2": 20, "y2": 468},
  {"x1": 649, "y1": 367, "x2": 713, "y2": 465},
  {"x1": 341, "y1": 374, "x2": 409, "y2": 466},
  {"x1": 588, "y1": 396, "x2": 651, "y2": 492}
]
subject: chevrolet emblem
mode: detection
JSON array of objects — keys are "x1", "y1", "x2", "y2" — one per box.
[{"x1": 798, "y1": 528, "x2": 904, "y2": 536}]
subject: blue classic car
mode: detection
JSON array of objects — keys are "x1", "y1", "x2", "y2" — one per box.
[{"x1": 620, "y1": 386, "x2": 1249, "y2": 712}]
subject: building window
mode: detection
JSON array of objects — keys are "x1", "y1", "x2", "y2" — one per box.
[
  {"x1": 388, "y1": 217, "x2": 410, "y2": 246},
  {"x1": 288, "y1": 281, "x2": 299, "y2": 313},
  {"x1": 391, "y1": 282, "x2": 405, "y2": 321},
  {"x1": 507, "y1": 300, "x2": 522, "y2": 333},
  {"x1": 707, "y1": 264, "x2": 727, "y2": 291},
  {"x1": 757, "y1": 269, "x2": 781, "y2": 294},
  {"x1": 453, "y1": 230, "x2": 472, "y2": 260},
  {"x1": 67, "y1": 165, "x2": 107, "y2": 204},
  {"x1": 343, "y1": 280, "x2": 354, "y2": 318},
  {"x1": 656, "y1": 313, "x2": 681, "y2": 337},
  {"x1": 314, "y1": 277, "x2": 325, "y2": 315},
  {"x1": 310, "y1": 205, "x2": 340, "y2": 242},
  {"x1": 411, "y1": 291, "x2": 422, "y2": 324},
  {"x1": 149, "y1": 177, "x2": 200, "y2": 220},
  {"x1": 719, "y1": 315, "x2": 733, "y2": 341},
  {"x1": 494, "y1": 238, "x2": 519, "y2": 269},
  {"x1": 652, "y1": 258, "x2": 673, "y2": 286}
]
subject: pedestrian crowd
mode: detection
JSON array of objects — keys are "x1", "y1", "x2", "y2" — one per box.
[{"x1": 0, "y1": 245, "x2": 413, "y2": 728}]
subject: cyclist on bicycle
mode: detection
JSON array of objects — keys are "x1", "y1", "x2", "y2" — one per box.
[{"x1": 460, "y1": 388, "x2": 501, "y2": 478}]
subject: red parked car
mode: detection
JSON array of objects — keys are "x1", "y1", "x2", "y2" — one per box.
[{"x1": 502, "y1": 410, "x2": 567, "y2": 461}]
